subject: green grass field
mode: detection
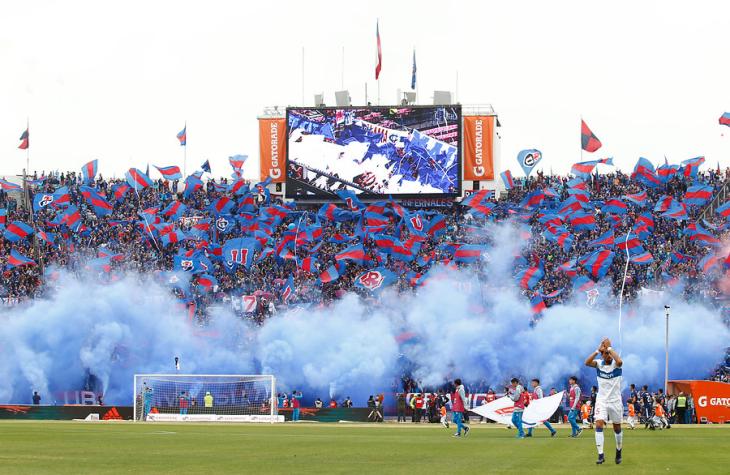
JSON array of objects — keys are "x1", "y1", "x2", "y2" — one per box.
[{"x1": 0, "y1": 422, "x2": 727, "y2": 474}]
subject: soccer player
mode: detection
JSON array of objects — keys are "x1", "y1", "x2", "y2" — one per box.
[
  {"x1": 584, "y1": 338, "x2": 624, "y2": 465},
  {"x1": 451, "y1": 378, "x2": 470, "y2": 438},
  {"x1": 507, "y1": 378, "x2": 526, "y2": 439},
  {"x1": 567, "y1": 376, "x2": 582, "y2": 437},
  {"x1": 526, "y1": 379, "x2": 557, "y2": 437}
]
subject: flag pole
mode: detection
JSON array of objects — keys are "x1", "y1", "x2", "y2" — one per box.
[
  {"x1": 580, "y1": 115, "x2": 584, "y2": 164},
  {"x1": 341, "y1": 46, "x2": 345, "y2": 89},
  {"x1": 301, "y1": 46, "x2": 305, "y2": 105},
  {"x1": 183, "y1": 120, "x2": 187, "y2": 177},
  {"x1": 26, "y1": 117, "x2": 30, "y2": 175}
]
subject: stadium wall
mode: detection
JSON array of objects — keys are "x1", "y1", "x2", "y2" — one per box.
[{"x1": 0, "y1": 405, "x2": 131, "y2": 420}]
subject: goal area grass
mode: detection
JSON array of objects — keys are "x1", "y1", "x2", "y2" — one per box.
[{"x1": 0, "y1": 421, "x2": 727, "y2": 474}]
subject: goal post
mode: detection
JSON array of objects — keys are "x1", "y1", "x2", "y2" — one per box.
[{"x1": 133, "y1": 374, "x2": 283, "y2": 423}]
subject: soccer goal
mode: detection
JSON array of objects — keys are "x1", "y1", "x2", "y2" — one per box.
[{"x1": 133, "y1": 374, "x2": 283, "y2": 423}]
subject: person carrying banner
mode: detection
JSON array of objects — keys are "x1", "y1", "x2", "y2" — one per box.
[
  {"x1": 451, "y1": 379, "x2": 470, "y2": 438},
  {"x1": 526, "y1": 378, "x2": 557, "y2": 437},
  {"x1": 507, "y1": 377, "x2": 526, "y2": 439},
  {"x1": 568, "y1": 376, "x2": 583, "y2": 437}
]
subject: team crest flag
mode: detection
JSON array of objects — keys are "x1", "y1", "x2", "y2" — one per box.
[
  {"x1": 516, "y1": 149, "x2": 542, "y2": 177},
  {"x1": 355, "y1": 267, "x2": 397, "y2": 294}
]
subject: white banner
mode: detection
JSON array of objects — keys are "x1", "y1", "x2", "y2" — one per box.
[
  {"x1": 469, "y1": 391, "x2": 564, "y2": 428},
  {"x1": 523, "y1": 391, "x2": 564, "y2": 425},
  {"x1": 146, "y1": 413, "x2": 284, "y2": 423}
]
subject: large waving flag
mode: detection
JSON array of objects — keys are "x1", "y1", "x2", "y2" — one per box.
[
  {"x1": 176, "y1": 125, "x2": 187, "y2": 145},
  {"x1": 184, "y1": 174, "x2": 203, "y2": 198},
  {"x1": 125, "y1": 168, "x2": 154, "y2": 190},
  {"x1": 581, "y1": 119, "x2": 602, "y2": 152},
  {"x1": 454, "y1": 244, "x2": 487, "y2": 264},
  {"x1": 81, "y1": 159, "x2": 98, "y2": 184},
  {"x1": 33, "y1": 192, "x2": 56, "y2": 212},
  {"x1": 516, "y1": 149, "x2": 542, "y2": 177},
  {"x1": 79, "y1": 186, "x2": 114, "y2": 216},
  {"x1": 335, "y1": 243, "x2": 369, "y2": 265},
  {"x1": 18, "y1": 128, "x2": 29, "y2": 150},
  {"x1": 570, "y1": 160, "x2": 598, "y2": 177},
  {"x1": 319, "y1": 264, "x2": 342, "y2": 284},
  {"x1": 631, "y1": 157, "x2": 660, "y2": 187},
  {"x1": 4, "y1": 221, "x2": 34, "y2": 242},
  {"x1": 154, "y1": 165, "x2": 182, "y2": 181},
  {"x1": 375, "y1": 20, "x2": 382, "y2": 80},
  {"x1": 680, "y1": 156, "x2": 705, "y2": 179},
  {"x1": 336, "y1": 189, "x2": 365, "y2": 211},
  {"x1": 716, "y1": 200, "x2": 730, "y2": 220},
  {"x1": 222, "y1": 237, "x2": 260, "y2": 270},
  {"x1": 588, "y1": 230, "x2": 615, "y2": 248},
  {"x1": 7, "y1": 249, "x2": 35, "y2": 269}
]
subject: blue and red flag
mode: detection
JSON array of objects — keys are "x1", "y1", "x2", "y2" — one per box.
[
  {"x1": 336, "y1": 189, "x2": 365, "y2": 211},
  {"x1": 161, "y1": 229, "x2": 187, "y2": 247},
  {"x1": 569, "y1": 211, "x2": 597, "y2": 231},
  {"x1": 657, "y1": 162, "x2": 679, "y2": 183},
  {"x1": 720, "y1": 112, "x2": 730, "y2": 127},
  {"x1": 517, "y1": 262, "x2": 544, "y2": 289},
  {"x1": 581, "y1": 249, "x2": 615, "y2": 279},
  {"x1": 0, "y1": 179, "x2": 21, "y2": 191},
  {"x1": 588, "y1": 230, "x2": 615, "y2": 248},
  {"x1": 154, "y1": 165, "x2": 182, "y2": 181},
  {"x1": 222, "y1": 237, "x2": 260, "y2": 270},
  {"x1": 7, "y1": 248, "x2": 35, "y2": 268},
  {"x1": 572, "y1": 275, "x2": 596, "y2": 292},
  {"x1": 111, "y1": 183, "x2": 130, "y2": 203},
  {"x1": 530, "y1": 294, "x2": 547, "y2": 315},
  {"x1": 631, "y1": 157, "x2": 660, "y2": 187},
  {"x1": 3, "y1": 221, "x2": 34, "y2": 242},
  {"x1": 501, "y1": 170, "x2": 514, "y2": 190},
  {"x1": 299, "y1": 256, "x2": 318, "y2": 273},
  {"x1": 161, "y1": 201, "x2": 187, "y2": 220},
  {"x1": 520, "y1": 189, "x2": 545, "y2": 209},
  {"x1": 335, "y1": 244, "x2": 369, "y2": 265},
  {"x1": 281, "y1": 275, "x2": 295, "y2": 302},
  {"x1": 184, "y1": 174, "x2": 203, "y2": 198},
  {"x1": 176, "y1": 125, "x2": 187, "y2": 146},
  {"x1": 571, "y1": 160, "x2": 598, "y2": 177},
  {"x1": 426, "y1": 214, "x2": 447, "y2": 237},
  {"x1": 18, "y1": 128, "x2": 29, "y2": 150},
  {"x1": 375, "y1": 20, "x2": 382, "y2": 79},
  {"x1": 616, "y1": 233, "x2": 644, "y2": 254},
  {"x1": 602, "y1": 198, "x2": 628, "y2": 215},
  {"x1": 661, "y1": 203, "x2": 688, "y2": 221},
  {"x1": 201, "y1": 160, "x2": 211, "y2": 173},
  {"x1": 581, "y1": 120, "x2": 602, "y2": 152},
  {"x1": 36, "y1": 229, "x2": 55, "y2": 244},
  {"x1": 717, "y1": 201, "x2": 730, "y2": 220},
  {"x1": 0, "y1": 209, "x2": 6, "y2": 229},
  {"x1": 623, "y1": 191, "x2": 647, "y2": 207},
  {"x1": 125, "y1": 168, "x2": 154, "y2": 190},
  {"x1": 630, "y1": 251, "x2": 654, "y2": 265},
  {"x1": 698, "y1": 253, "x2": 720, "y2": 273},
  {"x1": 684, "y1": 185, "x2": 713, "y2": 206},
  {"x1": 79, "y1": 186, "x2": 114, "y2": 216},
  {"x1": 196, "y1": 274, "x2": 218, "y2": 292},
  {"x1": 454, "y1": 244, "x2": 487, "y2": 264},
  {"x1": 81, "y1": 159, "x2": 98, "y2": 184},
  {"x1": 517, "y1": 149, "x2": 542, "y2": 177},
  {"x1": 318, "y1": 264, "x2": 341, "y2": 284},
  {"x1": 680, "y1": 156, "x2": 705, "y2": 179}
]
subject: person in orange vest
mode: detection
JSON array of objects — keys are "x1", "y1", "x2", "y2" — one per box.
[
  {"x1": 626, "y1": 401, "x2": 637, "y2": 429},
  {"x1": 439, "y1": 404, "x2": 449, "y2": 428},
  {"x1": 653, "y1": 397, "x2": 668, "y2": 429},
  {"x1": 581, "y1": 400, "x2": 592, "y2": 429}
]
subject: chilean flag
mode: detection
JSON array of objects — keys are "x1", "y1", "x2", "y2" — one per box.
[
  {"x1": 7, "y1": 248, "x2": 35, "y2": 268},
  {"x1": 81, "y1": 159, "x2": 98, "y2": 184},
  {"x1": 125, "y1": 168, "x2": 154, "y2": 190},
  {"x1": 581, "y1": 120, "x2": 602, "y2": 152},
  {"x1": 4, "y1": 221, "x2": 34, "y2": 242},
  {"x1": 375, "y1": 20, "x2": 382, "y2": 80},
  {"x1": 517, "y1": 262, "x2": 544, "y2": 290},
  {"x1": 154, "y1": 165, "x2": 182, "y2": 181},
  {"x1": 176, "y1": 125, "x2": 187, "y2": 146},
  {"x1": 18, "y1": 128, "x2": 29, "y2": 150}
]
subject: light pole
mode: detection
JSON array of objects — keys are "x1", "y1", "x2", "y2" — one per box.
[{"x1": 664, "y1": 305, "x2": 670, "y2": 394}]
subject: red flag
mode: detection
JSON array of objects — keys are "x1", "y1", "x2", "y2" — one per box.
[
  {"x1": 375, "y1": 20, "x2": 382, "y2": 80},
  {"x1": 18, "y1": 129, "x2": 29, "y2": 150}
]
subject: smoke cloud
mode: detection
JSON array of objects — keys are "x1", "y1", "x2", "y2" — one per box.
[{"x1": 0, "y1": 223, "x2": 727, "y2": 405}]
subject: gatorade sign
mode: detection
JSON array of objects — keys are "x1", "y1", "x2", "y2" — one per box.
[
  {"x1": 258, "y1": 117, "x2": 286, "y2": 183},
  {"x1": 463, "y1": 116, "x2": 495, "y2": 181},
  {"x1": 669, "y1": 380, "x2": 730, "y2": 423}
]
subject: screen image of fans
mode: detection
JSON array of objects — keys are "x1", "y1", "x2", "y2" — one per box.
[{"x1": 286, "y1": 106, "x2": 461, "y2": 198}]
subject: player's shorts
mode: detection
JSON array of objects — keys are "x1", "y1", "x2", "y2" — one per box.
[{"x1": 594, "y1": 399, "x2": 623, "y2": 423}]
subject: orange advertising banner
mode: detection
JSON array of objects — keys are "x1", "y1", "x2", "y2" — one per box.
[
  {"x1": 670, "y1": 380, "x2": 730, "y2": 423},
  {"x1": 463, "y1": 115, "x2": 495, "y2": 181},
  {"x1": 258, "y1": 117, "x2": 286, "y2": 183}
]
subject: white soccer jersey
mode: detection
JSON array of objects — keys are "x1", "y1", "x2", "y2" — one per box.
[{"x1": 595, "y1": 359, "x2": 623, "y2": 404}]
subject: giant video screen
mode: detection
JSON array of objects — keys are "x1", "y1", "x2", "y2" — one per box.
[{"x1": 285, "y1": 106, "x2": 461, "y2": 198}]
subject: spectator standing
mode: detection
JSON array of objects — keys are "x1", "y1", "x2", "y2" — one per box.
[
  {"x1": 32, "y1": 392, "x2": 41, "y2": 405},
  {"x1": 290, "y1": 390, "x2": 302, "y2": 422},
  {"x1": 396, "y1": 393, "x2": 407, "y2": 423}
]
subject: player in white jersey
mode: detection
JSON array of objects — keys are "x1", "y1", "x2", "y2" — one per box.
[{"x1": 584, "y1": 338, "x2": 624, "y2": 465}]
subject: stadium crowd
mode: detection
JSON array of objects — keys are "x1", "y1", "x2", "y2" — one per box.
[{"x1": 1, "y1": 158, "x2": 729, "y2": 386}]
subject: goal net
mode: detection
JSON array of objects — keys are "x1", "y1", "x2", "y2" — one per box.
[{"x1": 133, "y1": 374, "x2": 283, "y2": 423}]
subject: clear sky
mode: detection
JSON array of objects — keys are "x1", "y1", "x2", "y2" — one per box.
[{"x1": 1, "y1": 0, "x2": 728, "y2": 179}]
